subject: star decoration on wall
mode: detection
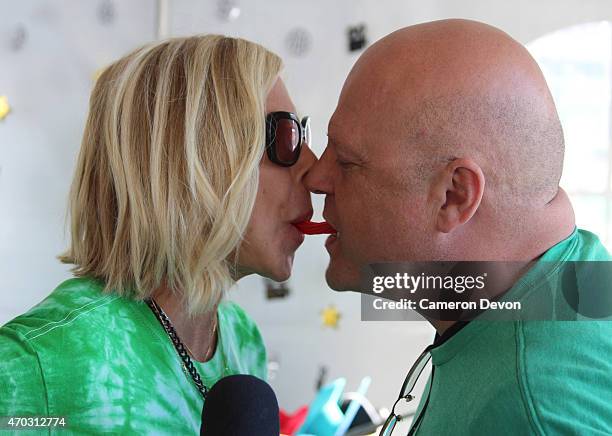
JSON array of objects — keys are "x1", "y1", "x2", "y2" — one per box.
[
  {"x1": 0, "y1": 96, "x2": 11, "y2": 121},
  {"x1": 320, "y1": 305, "x2": 341, "y2": 329}
]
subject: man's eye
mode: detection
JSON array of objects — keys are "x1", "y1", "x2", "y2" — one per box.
[{"x1": 337, "y1": 159, "x2": 354, "y2": 169}]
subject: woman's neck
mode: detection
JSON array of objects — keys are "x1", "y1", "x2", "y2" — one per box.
[{"x1": 150, "y1": 284, "x2": 219, "y2": 363}]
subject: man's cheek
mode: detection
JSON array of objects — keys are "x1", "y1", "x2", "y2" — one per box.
[{"x1": 343, "y1": 216, "x2": 374, "y2": 262}]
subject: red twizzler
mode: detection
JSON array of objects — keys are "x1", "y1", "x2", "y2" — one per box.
[{"x1": 294, "y1": 221, "x2": 337, "y2": 235}]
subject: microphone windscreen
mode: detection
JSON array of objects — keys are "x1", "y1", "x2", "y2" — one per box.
[{"x1": 200, "y1": 374, "x2": 280, "y2": 436}]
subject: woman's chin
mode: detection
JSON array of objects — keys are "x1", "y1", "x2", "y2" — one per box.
[
  {"x1": 270, "y1": 266, "x2": 292, "y2": 282},
  {"x1": 263, "y1": 255, "x2": 294, "y2": 282},
  {"x1": 270, "y1": 271, "x2": 290, "y2": 282}
]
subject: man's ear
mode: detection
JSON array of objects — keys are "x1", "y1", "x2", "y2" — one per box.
[{"x1": 432, "y1": 158, "x2": 485, "y2": 233}]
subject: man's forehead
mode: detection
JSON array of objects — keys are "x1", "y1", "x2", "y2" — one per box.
[
  {"x1": 328, "y1": 94, "x2": 395, "y2": 153},
  {"x1": 327, "y1": 109, "x2": 365, "y2": 154}
]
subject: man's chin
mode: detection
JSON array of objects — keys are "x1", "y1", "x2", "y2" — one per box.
[{"x1": 325, "y1": 262, "x2": 362, "y2": 292}]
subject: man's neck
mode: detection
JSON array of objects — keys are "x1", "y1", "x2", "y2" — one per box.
[
  {"x1": 430, "y1": 261, "x2": 532, "y2": 335},
  {"x1": 431, "y1": 187, "x2": 575, "y2": 336}
]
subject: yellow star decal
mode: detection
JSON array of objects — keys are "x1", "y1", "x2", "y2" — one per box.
[
  {"x1": 321, "y1": 305, "x2": 341, "y2": 329},
  {"x1": 0, "y1": 96, "x2": 11, "y2": 121}
]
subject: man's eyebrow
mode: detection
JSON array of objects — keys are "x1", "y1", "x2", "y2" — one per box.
[{"x1": 327, "y1": 133, "x2": 366, "y2": 160}]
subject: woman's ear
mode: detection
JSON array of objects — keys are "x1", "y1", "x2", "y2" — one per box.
[{"x1": 432, "y1": 158, "x2": 485, "y2": 233}]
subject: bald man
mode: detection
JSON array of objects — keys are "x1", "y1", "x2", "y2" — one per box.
[{"x1": 306, "y1": 19, "x2": 612, "y2": 435}]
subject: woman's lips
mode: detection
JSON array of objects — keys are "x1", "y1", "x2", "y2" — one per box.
[
  {"x1": 293, "y1": 221, "x2": 337, "y2": 235},
  {"x1": 288, "y1": 224, "x2": 306, "y2": 245}
]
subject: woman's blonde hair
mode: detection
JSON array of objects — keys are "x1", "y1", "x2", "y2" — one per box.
[{"x1": 59, "y1": 35, "x2": 283, "y2": 316}]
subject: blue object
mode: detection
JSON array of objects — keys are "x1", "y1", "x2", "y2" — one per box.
[
  {"x1": 335, "y1": 376, "x2": 372, "y2": 436},
  {"x1": 297, "y1": 378, "x2": 346, "y2": 436},
  {"x1": 297, "y1": 377, "x2": 372, "y2": 436}
]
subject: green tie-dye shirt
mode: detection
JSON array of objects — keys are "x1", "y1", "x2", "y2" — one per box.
[{"x1": 0, "y1": 277, "x2": 267, "y2": 435}]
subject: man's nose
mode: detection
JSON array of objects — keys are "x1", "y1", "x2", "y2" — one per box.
[
  {"x1": 293, "y1": 144, "x2": 317, "y2": 181},
  {"x1": 304, "y1": 147, "x2": 333, "y2": 195}
]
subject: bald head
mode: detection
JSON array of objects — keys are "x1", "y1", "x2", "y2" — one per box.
[
  {"x1": 336, "y1": 19, "x2": 564, "y2": 207},
  {"x1": 306, "y1": 19, "x2": 574, "y2": 293}
]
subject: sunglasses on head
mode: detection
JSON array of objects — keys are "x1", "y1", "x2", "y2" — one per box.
[{"x1": 265, "y1": 111, "x2": 311, "y2": 167}]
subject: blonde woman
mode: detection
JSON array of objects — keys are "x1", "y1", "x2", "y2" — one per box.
[{"x1": 0, "y1": 35, "x2": 315, "y2": 433}]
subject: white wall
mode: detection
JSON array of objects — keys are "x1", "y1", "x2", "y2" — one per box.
[
  {"x1": 0, "y1": 0, "x2": 157, "y2": 320},
  {"x1": 2, "y1": 0, "x2": 612, "y2": 412}
]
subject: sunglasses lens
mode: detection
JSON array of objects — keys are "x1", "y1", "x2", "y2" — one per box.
[{"x1": 274, "y1": 118, "x2": 300, "y2": 164}]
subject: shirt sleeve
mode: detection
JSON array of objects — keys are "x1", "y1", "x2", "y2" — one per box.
[{"x1": 0, "y1": 325, "x2": 48, "y2": 416}]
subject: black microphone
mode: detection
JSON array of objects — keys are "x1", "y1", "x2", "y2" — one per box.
[{"x1": 200, "y1": 374, "x2": 280, "y2": 436}]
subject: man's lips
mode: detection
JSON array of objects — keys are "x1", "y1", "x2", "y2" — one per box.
[{"x1": 293, "y1": 221, "x2": 337, "y2": 235}]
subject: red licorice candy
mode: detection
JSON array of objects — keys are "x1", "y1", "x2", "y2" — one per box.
[{"x1": 294, "y1": 221, "x2": 337, "y2": 235}]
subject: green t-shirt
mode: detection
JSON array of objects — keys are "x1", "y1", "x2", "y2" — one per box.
[
  {"x1": 410, "y1": 228, "x2": 612, "y2": 435},
  {"x1": 0, "y1": 277, "x2": 267, "y2": 435}
]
